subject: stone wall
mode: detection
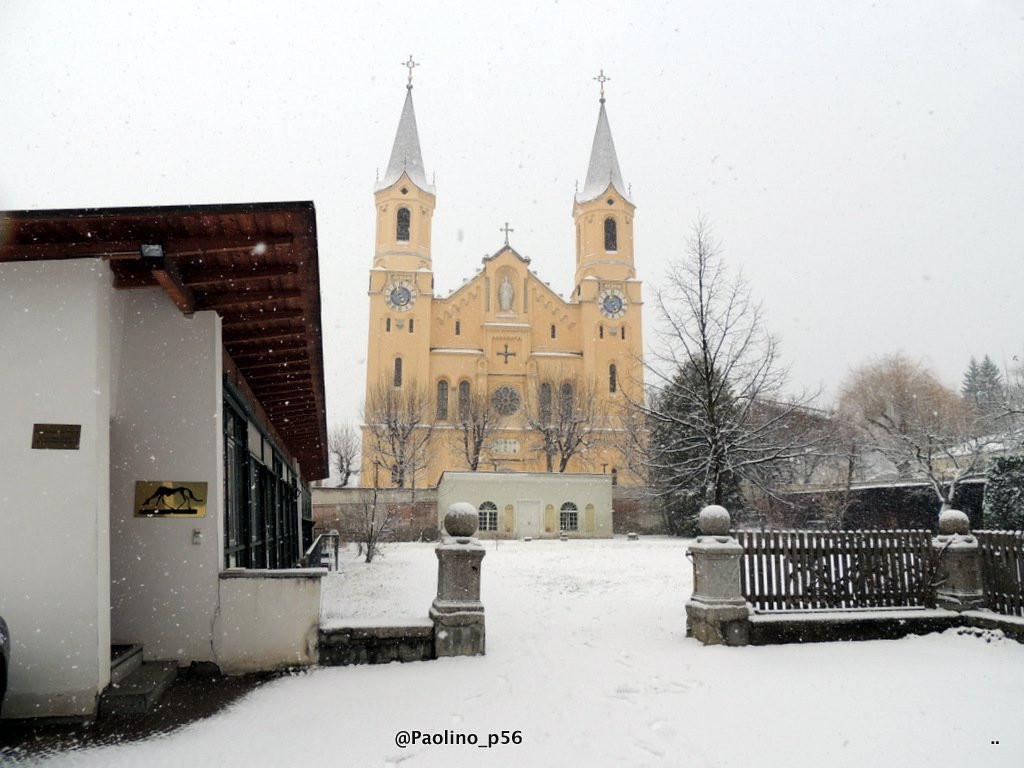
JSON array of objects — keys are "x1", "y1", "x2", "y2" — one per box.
[
  {"x1": 313, "y1": 487, "x2": 440, "y2": 542},
  {"x1": 611, "y1": 487, "x2": 668, "y2": 535}
]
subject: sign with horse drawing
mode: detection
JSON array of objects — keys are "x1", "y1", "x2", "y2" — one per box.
[{"x1": 134, "y1": 481, "x2": 208, "y2": 517}]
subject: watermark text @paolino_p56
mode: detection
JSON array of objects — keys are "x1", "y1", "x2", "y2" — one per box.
[{"x1": 394, "y1": 730, "x2": 523, "y2": 749}]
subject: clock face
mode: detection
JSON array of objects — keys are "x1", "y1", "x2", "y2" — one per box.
[
  {"x1": 598, "y1": 288, "x2": 628, "y2": 319},
  {"x1": 385, "y1": 280, "x2": 416, "y2": 311}
]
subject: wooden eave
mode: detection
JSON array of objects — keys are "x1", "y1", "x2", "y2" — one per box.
[{"x1": 0, "y1": 201, "x2": 329, "y2": 479}]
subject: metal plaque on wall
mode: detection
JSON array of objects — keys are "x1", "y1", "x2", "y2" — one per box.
[
  {"x1": 134, "y1": 481, "x2": 208, "y2": 518},
  {"x1": 31, "y1": 424, "x2": 82, "y2": 450}
]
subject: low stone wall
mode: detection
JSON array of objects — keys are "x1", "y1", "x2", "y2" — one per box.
[
  {"x1": 748, "y1": 609, "x2": 962, "y2": 645},
  {"x1": 319, "y1": 620, "x2": 435, "y2": 665}
]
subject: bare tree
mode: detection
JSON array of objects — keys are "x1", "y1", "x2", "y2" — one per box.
[
  {"x1": 839, "y1": 353, "x2": 990, "y2": 509},
  {"x1": 350, "y1": 481, "x2": 394, "y2": 563},
  {"x1": 452, "y1": 388, "x2": 505, "y2": 470},
  {"x1": 328, "y1": 423, "x2": 360, "y2": 487},
  {"x1": 361, "y1": 377, "x2": 434, "y2": 489},
  {"x1": 523, "y1": 371, "x2": 607, "y2": 472},
  {"x1": 631, "y1": 216, "x2": 823, "y2": 515}
]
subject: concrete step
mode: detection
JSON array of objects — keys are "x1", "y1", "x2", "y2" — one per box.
[
  {"x1": 99, "y1": 661, "x2": 179, "y2": 715},
  {"x1": 109, "y1": 644, "x2": 144, "y2": 685}
]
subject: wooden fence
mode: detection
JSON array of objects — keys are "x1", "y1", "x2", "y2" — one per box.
[
  {"x1": 977, "y1": 530, "x2": 1024, "y2": 617},
  {"x1": 733, "y1": 529, "x2": 937, "y2": 611}
]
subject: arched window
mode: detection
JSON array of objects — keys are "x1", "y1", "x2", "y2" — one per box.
[
  {"x1": 540, "y1": 382, "x2": 552, "y2": 422},
  {"x1": 559, "y1": 502, "x2": 579, "y2": 531},
  {"x1": 611, "y1": 468, "x2": 618, "y2": 486},
  {"x1": 436, "y1": 380, "x2": 449, "y2": 420},
  {"x1": 385, "y1": 318, "x2": 391, "y2": 332},
  {"x1": 393, "y1": 357, "x2": 403, "y2": 387},
  {"x1": 604, "y1": 217, "x2": 617, "y2": 251},
  {"x1": 408, "y1": 318, "x2": 414, "y2": 333},
  {"x1": 550, "y1": 324, "x2": 557, "y2": 339},
  {"x1": 559, "y1": 382, "x2": 573, "y2": 419},
  {"x1": 455, "y1": 320, "x2": 461, "y2": 336},
  {"x1": 478, "y1": 501, "x2": 498, "y2": 532},
  {"x1": 396, "y1": 207, "x2": 411, "y2": 242},
  {"x1": 458, "y1": 380, "x2": 471, "y2": 421},
  {"x1": 609, "y1": 363, "x2": 618, "y2": 393}
]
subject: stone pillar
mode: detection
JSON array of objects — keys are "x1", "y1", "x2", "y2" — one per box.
[
  {"x1": 430, "y1": 502, "x2": 486, "y2": 657},
  {"x1": 932, "y1": 508, "x2": 984, "y2": 612},
  {"x1": 685, "y1": 505, "x2": 750, "y2": 646}
]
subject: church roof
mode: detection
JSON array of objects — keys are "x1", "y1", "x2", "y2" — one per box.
[
  {"x1": 376, "y1": 87, "x2": 434, "y2": 194},
  {"x1": 482, "y1": 244, "x2": 531, "y2": 265},
  {"x1": 576, "y1": 100, "x2": 631, "y2": 204}
]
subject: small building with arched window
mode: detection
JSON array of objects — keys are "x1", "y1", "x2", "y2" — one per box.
[{"x1": 437, "y1": 471, "x2": 613, "y2": 539}]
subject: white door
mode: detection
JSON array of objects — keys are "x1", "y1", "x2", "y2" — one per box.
[{"x1": 516, "y1": 499, "x2": 542, "y2": 538}]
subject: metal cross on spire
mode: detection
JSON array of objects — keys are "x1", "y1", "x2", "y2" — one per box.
[
  {"x1": 402, "y1": 55, "x2": 419, "y2": 89},
  {"x1": 500, "y1": 222, "x2": 514, "y2": 245},
  {"x1": 594, "y1": 69, "x2": 610, "y2": 103}
]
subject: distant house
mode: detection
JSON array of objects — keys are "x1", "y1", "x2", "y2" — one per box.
[
  {"x1": 437, "y1": 471, "x2": 614, "y2": 539},
  {"x1": 0, "y1": 202, "x2": 329, "y2": 719}
]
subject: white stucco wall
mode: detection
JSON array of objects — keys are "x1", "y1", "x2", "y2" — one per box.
[
  {"x1": 109, "y1": 289, "x2": 223, "y2": 664},
  {"x1": 437, "y1": 472, "x2": 613, "y2": 539},
  {"x1": 214, "y1": 570, "x2": 324, "y2": 674},
  {"x1": 0, "y1": 260, "x2": 113, "y2": 718}
]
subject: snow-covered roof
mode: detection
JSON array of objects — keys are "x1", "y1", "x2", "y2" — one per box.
[
  {"x1": 576, "y1": 101, "x2": 631, "y2": 204},
  {"x1": 376, "y1": 87, "x2": 435, "y2": 194}
]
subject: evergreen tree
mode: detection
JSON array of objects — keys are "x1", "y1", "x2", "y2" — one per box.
[
  {"x1": 647, "y1": 362, "x2": 744, "y2": 534},
  {"x1": 961, "y1": 357, "x2": 980, "y2": 400},
  {"x1": 983, "y1": 455, "x2": 1024, "y2": 529},
  {"x1": 962, "y1": 354, "x2": 1004, "y2": 417}
]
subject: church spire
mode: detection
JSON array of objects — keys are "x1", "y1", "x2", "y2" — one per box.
[
  {"x1": 377, "y1": 57, "x2": 434, "y2": 194},
  {"x1": 577, "y1": 71, "x2": 629, "y2": 204}
]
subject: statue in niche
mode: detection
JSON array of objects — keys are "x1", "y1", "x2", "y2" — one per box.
[{"x1": 499, "y1": 275, "x2": 515, "y2": 312}]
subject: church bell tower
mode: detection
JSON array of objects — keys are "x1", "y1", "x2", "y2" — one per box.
[{"x1": 363, "y1": 57, "x2": 436, "y2": 486}]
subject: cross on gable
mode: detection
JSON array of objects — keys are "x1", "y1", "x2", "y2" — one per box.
[
  {"x1": 497, "y1": 344, "x2": 516, "y2": 364},
  {"x1": 500, "y1": 222, "x2": 514, "y2": 246}
]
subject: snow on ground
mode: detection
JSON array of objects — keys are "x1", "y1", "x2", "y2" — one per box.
[{"x1": 11, "y1": 537, "x2": 1024, "y2": 768}]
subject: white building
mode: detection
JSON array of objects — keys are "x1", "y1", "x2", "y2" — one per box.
[
  {"x1": 437, "y1": 471, "x2": 614, "y2": 539},
  {"x1": 0, "y1": 202, "x2": 329, "y2": 719}
]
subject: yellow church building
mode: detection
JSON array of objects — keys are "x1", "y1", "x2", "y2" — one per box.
[{"x1": 361, "y1": 71, "x2": 643, "y2": 489}]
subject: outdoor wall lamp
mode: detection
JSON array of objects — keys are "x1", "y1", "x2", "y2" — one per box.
[{"x1": 140, "y1": 243, "x2": 164, "y2": 259}]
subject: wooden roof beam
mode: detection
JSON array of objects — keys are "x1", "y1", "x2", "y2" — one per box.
[
  {"x1": 151, "y1": 258, "x2": 196, "y2": 314},
  {"x1": 182, "y1": 263, "x2": 299, "y2": 288},
  {"x1": 223, "y1": 329, "x2": 306, "y2": 346},
  {"x1": 219, "y1": 309, "x2": 305, "y2": 327},
  {"x1": 204, "y1": 290, "x2": 303, "y2": 311}
]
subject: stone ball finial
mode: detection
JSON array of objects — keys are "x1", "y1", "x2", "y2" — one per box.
[
  {"x1": 698, "y1": 505, "x2": 731, "y2": 536},
  {"x1": 938, "y1": 508, "x2": 970, "y2": 535},
  {"x1": 444, "y1": 502, "x2": 479, "y2": 541}
]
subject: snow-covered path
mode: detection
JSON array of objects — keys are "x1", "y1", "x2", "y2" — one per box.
[{"x1": 12, "y1": 537, "x2": 1024, "y2": 767}]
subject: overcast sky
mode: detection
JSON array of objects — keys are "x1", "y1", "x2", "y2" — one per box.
[{"x1": 2, "y1": 1, "x2": 1022, "y2": 426}]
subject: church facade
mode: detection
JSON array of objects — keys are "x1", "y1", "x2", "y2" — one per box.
[{"x1": 361, "y1": 76, "x2": 643, "y2": 489}]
